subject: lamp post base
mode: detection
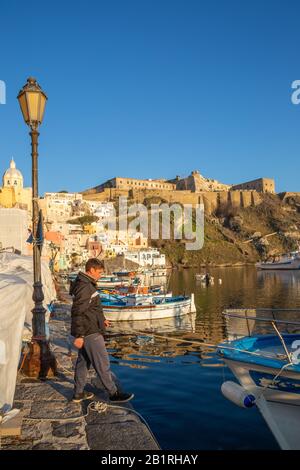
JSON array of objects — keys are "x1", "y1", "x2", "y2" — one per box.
[{"x1": 21, "y1": 339, "x2": 57, "y2": 379}]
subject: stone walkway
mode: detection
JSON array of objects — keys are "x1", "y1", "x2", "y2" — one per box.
[{"x1": 1, "y1": 302, "x2": 159, "y2": 450}]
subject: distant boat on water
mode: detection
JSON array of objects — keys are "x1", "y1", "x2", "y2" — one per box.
[
  {"x1": 195, "y1": 273, "x2": 214, "y2": 284},
  {"x1": 256, "y1": 251, "x2": 300, "y2": 270}
]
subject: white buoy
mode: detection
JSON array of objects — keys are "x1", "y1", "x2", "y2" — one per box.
[{"x1": 221, "y1": 381, "x2": 256, "y2": 408}]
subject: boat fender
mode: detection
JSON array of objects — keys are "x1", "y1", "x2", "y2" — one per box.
[{"x1": 221, "y1": 381, "x2": 256, "y2": 408}]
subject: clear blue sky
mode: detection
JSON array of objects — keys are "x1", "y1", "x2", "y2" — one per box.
[{"x1": 0, "y1": 0, "x2": 300, "y2": 194}]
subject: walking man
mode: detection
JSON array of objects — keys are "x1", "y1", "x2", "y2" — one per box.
[{"x1": 70, "y1": 258, "x2": 134, "y2": 403}]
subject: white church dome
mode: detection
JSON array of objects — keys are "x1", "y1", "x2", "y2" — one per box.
[{"x1": 3, "y1": 158, "x2": 24, "y2": 188}]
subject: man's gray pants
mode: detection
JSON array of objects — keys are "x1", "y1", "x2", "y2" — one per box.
[{"x1": 74, "y1": 333, "x2": 117, "y2": 396}]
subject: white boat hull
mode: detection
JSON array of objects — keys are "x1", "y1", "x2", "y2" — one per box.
[
  {"x1": 103, "y1": 297, "x2": 196, "y2": 321},
  {"x1": 224, "y1": 358, "x2": 300, "y2": 449},
  {"x1": 255, "y1": 396, "x2": 300, "y2": 450},
  {"x1": 256, "y1": 258, "x2": 300, "y2": 270}
]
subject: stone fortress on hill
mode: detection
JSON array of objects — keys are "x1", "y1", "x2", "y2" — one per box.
[{"x1": 82, "y1": 170, "x2": 276, "y2": 214}]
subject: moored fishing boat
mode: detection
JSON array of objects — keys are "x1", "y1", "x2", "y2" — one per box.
[
  {"x1": 113, "y1": 270, "x2": 136, "y2": 278},
  {"x1": 217, "y1": 308, "x2": 300, "y2": 450},
  {"x1": 97, "y1": 275, "x2": 130, "y2": 288},
  {"x1": 99, "y1": 291, "x2": 173, "y2": 303},
  {"x1": 99, "y1": 282, "x2": 167, "y2": 297},
  {"x1": 149, "y1": 284, "x2": 166, "y2": 294},
  {"x1": 101, "y1": 293, "x2": 196, "y2": 321},
  {"x1": 137, "y1": 267, "x2": 167, "y2": 277},
  {"x1": 256, "y1": 251, "x2": 300, "y2": 270}
]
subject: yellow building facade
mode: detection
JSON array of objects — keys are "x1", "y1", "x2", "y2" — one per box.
[{"x1": 0, "y1": 158, "x2": 32, "y2": 213}]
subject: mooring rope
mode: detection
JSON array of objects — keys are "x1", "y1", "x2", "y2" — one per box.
[{"x1": 19, "y1": 398, "x2": 160, "y2": 448}]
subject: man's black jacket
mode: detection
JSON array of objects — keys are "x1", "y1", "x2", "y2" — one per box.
[{"x1": 70, "y1": 271, "x2": 106, "y2": 337}]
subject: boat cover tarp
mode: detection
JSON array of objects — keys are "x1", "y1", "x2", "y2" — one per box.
[{"x1": 0, "y1": 253, "x2": 56, "y2": 411}]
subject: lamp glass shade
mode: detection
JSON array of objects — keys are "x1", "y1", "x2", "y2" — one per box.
[
  {"x1": 26, "y1": 91, "x2": 40, "y2": 123},
  {"x1": 38, "y1": 93, "x2": 47, "y2": 123},
  {"x1": 18, "y1": 92, "x2": 30, "y2": 124}
]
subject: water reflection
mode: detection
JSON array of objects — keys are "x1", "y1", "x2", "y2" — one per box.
[
  {"x1": 109, "y1": 267, "x2": 300, "y2": 372},
  {"x1": 257, "y1": 270, "x2": 300, "y2": 308},
  {"x1": 109, "y1": 311, "x2": 196, "y2": 335},
  {"x1": 108, "y1": 266, "x2": 300, "y2": 449}
]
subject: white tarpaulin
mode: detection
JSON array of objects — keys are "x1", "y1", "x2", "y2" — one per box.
[
  {"x1": 0, "y1": 253, "x2": 56, "y2": 411},
  {"x1": 0, "y1": 208, "x2": 28, "y2": 254}
]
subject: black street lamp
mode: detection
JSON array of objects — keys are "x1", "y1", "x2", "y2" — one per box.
[{"x1": 17, "y1": 77, "x2": 57, "y2": 378}]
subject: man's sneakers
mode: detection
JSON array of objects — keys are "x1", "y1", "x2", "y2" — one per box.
[
  {"x1": 109, "y1": 391, "x2": 134, "y2": 403},
  {"x1": 72, "y1": 391, "x2": 94, "y2": 403},
  {"x1": 72, "y1": 390, "x2": 134, "y2": 403}
]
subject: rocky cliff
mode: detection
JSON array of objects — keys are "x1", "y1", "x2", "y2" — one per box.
[{"x1": 152, "y1": 194, "x2": 300, "y2": 267}]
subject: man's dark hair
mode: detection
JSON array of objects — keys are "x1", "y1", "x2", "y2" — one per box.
[{"x1": 85, "y1": 258, "x2": 104, "y2": 272}]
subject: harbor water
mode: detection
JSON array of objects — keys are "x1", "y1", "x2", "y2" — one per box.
[{"x1": 106, "y1": 266, "x2": 300, "y2": 450}]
